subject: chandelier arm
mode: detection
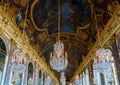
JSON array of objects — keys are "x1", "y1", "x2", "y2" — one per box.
[
  {"x1": 23, "y1": 0, "x2": 29, "y2": 32},
  {"x1": 58, "y1": 0, "x2": 60, "y2": 41},
  {"x1": 92, "y1": 0, "x2": 102, "y2": 48}
]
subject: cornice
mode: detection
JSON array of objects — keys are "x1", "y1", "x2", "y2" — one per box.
[{"x1": 0, "y1": 4, "x2": 59, "y2": 84}]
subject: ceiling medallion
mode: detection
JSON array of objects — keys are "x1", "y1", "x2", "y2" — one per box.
[
  {"x1": 49, "y1": 0, "x2": 68, "y2": 72},
  {"x1": 79, "y1": 31, "x2": 88, "y2": 40}
]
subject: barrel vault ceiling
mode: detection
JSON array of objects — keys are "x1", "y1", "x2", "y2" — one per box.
[{"x1": 8, "y1": 0, "x2": 118, "y2": 82}]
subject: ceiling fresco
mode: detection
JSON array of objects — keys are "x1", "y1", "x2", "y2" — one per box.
[
  {"x1": 8, "y1": 0, "x2": 120, "y2": 82},
  {"x1": 32, "y1": 0, "x2": 91, "y2": 34},
  {"x1": 94, "y1": 0, "x2": 119, "y2": 30}
]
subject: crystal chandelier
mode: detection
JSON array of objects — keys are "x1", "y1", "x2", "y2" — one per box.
[
  {"x1": 93, "y1": 24, "x2": 113, "y2": 75},
  {"x1": 60, "y1": 72, "x2": 66, "y2": 85},
  {"x1": 93, "y1": 48, "x2": 112, "y2": 75},
  {"x1": 93, "y1": 9, "x2": 113, "y2": 75},
  {"x1": 49, "y1": 0, "x2": 68, "y2": 72},
  {"x1": 11, "y1": 49, "x2": 26, "y2": 73}
]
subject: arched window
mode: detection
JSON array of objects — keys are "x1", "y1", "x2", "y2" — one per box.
[
  {"x1": 0, "y1": 38, "x2": 7, "y2": 84},
  {"x1": 27, "y1": 62, "x2": 33, "y2": 85}
]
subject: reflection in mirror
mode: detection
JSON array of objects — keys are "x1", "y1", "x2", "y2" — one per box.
[
  {"x1": 27, "y1": 62, "x2": 33, "y2": 85},
  {"x1": 0, "y1": 38, "x2": 6, "y2": 84},
  {"x1": 11, "y1": 72, "x2": 22, "y2": 85}
]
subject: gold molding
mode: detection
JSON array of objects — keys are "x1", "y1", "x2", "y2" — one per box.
[{"x1": 116, "y1": 28, "x2": 120, "y2": 35}]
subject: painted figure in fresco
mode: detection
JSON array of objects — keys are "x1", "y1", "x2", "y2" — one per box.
[
  {"x1": 70, "y1": 0, "x2": 91, "y2": 27},
  {"x1": 15, "y1": 12, "x2": 22, "y2": 25},
  {"x1": 33, "y1": 0, "x2": 91, "y2": 34}
]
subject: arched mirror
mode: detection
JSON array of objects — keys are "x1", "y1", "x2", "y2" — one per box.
[
  {"x1": 27, "y1": 62, "x2": 33, "y2": 85},
  {"x1": 0, "y1": 38, "x2": 6, "y2": 84}
]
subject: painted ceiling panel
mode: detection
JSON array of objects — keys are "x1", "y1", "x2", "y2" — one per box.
[{"x1": 32, "y1": 0, "x2": 91, "y2": 34}]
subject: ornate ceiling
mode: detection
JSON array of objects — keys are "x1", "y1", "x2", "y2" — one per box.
[
  {"x1": 31, "y1": 0, "x2": 91, "y2": 34},
  {"x1": 8, "y1": 0, "x2": 118, "y2": 82}
]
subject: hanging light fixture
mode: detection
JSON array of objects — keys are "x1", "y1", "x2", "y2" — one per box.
[
  {"x1": 49, "y1": 0, "x2": 68, "y2": 72},
  {"x1": 11, "y1": 49, "x2": 26, "y2": 73},
  {"x1": 93, "y1": 48, "x2": 112, "y2": 75},
  {"x1": 93, "y1": 4, "x2": 112, "y2": 75},
  {"x1": 60, "y1": 72, "x2": 66, "y2": 85}
]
